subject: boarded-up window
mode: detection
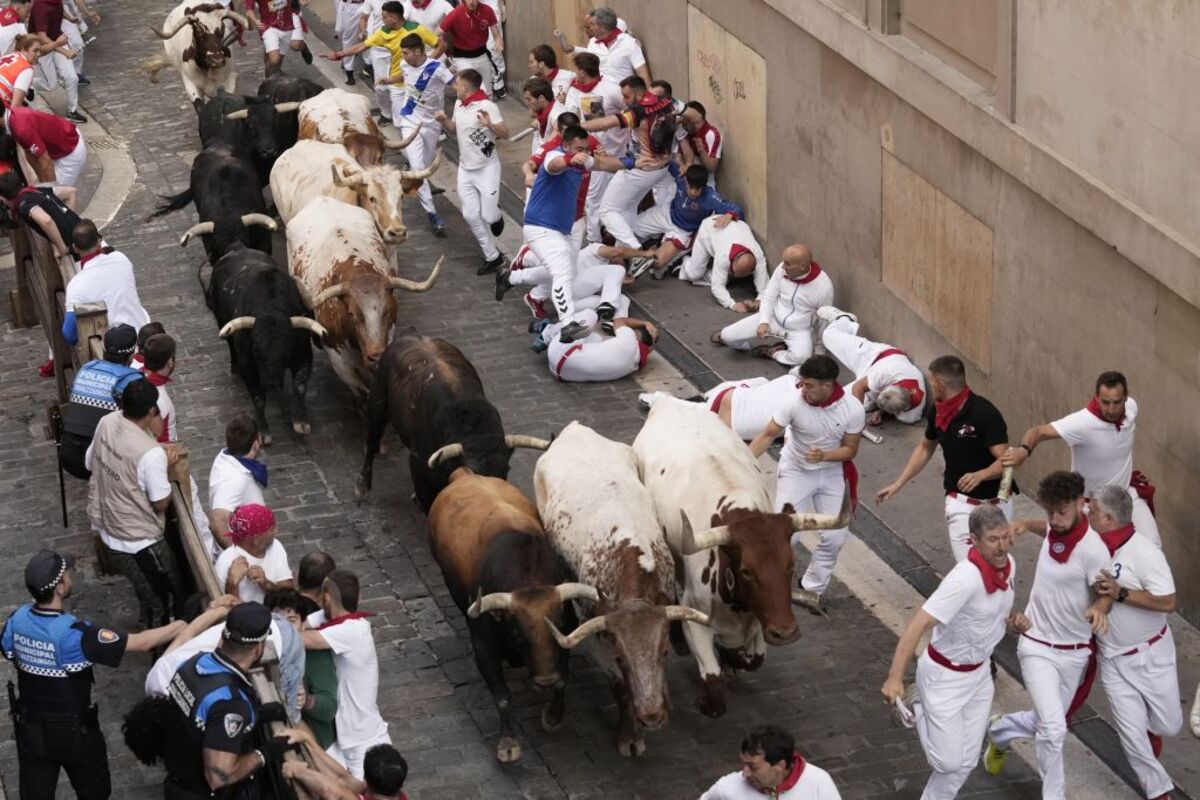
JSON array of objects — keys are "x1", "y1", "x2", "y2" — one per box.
[
  {"x1": 882, "y1": 150, "x2": 994, "y2": 372},
  {"x1": 687, "y1": 5, "x2": 767, "y2": 239}
]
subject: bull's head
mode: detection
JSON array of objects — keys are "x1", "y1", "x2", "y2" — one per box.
[
  {"x1": 677, "y1": 492, "x2": 853, "y2": 645},
  {"x1": 219, "y1": 314, "x2": 327, "y2": 390},
  {"x1": 546, "y1": 600, "x2": 710, "y2": 731},
  {"x1": 330, "y1": 149, "x2": 442, "y2": 245},
  {"x1": 224, "y1": 99, "x2": 302, "y2": 163},
  {"x1": 180, "y1": 213, "x2": 277, "y2": 260},
  {"x1": 469, "y1": 583, "x2": 597, "y2": 687},
  {"x1": 156, "y1": 8, "x2": 247, "y2": 71},
  {"x1": 427, "y1": 434, "x2": 549, "y2": 479}
]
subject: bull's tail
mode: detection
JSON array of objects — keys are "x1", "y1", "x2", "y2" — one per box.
[
  {"x1": 139, "y1": 53, "x2": 172, "y2": 83},
  {"x1": 147, "y1": 189, "x2": 193, "y2": 220}
]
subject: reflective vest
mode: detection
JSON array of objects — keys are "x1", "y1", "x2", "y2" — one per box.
[
  {"x1": 63, "y1": 359, "x2": 141, "y2": 437},
  {"x1": 0, "y1": 53, "x2": 31, "y2": 106},
  {"x1": 0, "y1": 605, "x2": 96, "y2": 712}
]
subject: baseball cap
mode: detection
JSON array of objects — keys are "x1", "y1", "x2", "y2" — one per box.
[
  {"x1": 24, "y1": 550, "x2": 74, "y2": 596},
  {"x1": 223, "y1": 602, "x2": 272, "y2": 644},
  {"x1": 103, "y1": 324, "x2": 137, "y2": 357}
]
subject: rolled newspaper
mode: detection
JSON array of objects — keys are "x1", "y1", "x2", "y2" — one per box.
[
  {"x1": 997, "y1": 465, "x2": 1015, "y2": 502},
  {"x1": 861, "y1": 430, "x2": 883, "y2": 445}
]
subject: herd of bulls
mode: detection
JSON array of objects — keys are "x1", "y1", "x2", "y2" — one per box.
[{"x1": 140, "y1": 1, "x2": 853, "y2": 765}]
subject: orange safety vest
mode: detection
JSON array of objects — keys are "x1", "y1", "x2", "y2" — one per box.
[{"x1": 0, "y1": 53, "x2": 31, "y2": 107}]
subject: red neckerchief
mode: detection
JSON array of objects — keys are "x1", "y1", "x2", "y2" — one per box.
[
  {"x1": 728, "y1": 243, "x2": 752, "y2": 265},
  {"x1": 0, "y1": 8, "x2": 19, "y2": 26},
  {"x1": 142, "y1": 370, "x2": 172, "y2": 387},
  {"x1": 1086, "y1": 396, "x2": 1124, "y2": 431},
  {"x1": 785, "y1": 261, "x2": 821, "y2": 284},
  {"x1": 462, "y1": 89, "x2": 488, "y2": 106},
  {"x1": 570, "y1": 75, "x2": 600, "y2": 93},
  {"x1": 636, "y1": 339, "x2": 652, "y2": 369},
  {"x1": 595, "y1": 27, "x2": 621, "y2": 48},
  {"x1": 769, "y1": 752, "x2": 807, "y2": 794},
  {"x1": 78, "y1": 249, "x2": 104, "y2": 268},
  {"x1": 534, "y1": 101, "x2": 554, "y2": 136},
  {"x1": 934, "y1": 386, "x2": 971, "y2": 431},
  {"x1": 805, "y1": 383, "x2": 845, "y2": 408},
  {"x1": 1099, "y1": 523, "x2": 1136, "y2": 557},
  {"x1": 1046, "y1": 515, "x2": 1089, "y2": 564},
  {"x1": 544, "y1": 67, "x2": 559, "y2": 82},
  {"x1": 895, "y1": 379, "x2": 925, "y2": 409},
  {"x1": 317, "y1": 611, "x2": 374, "y2": 630},
  {"x1": 968, "y1": 548, "x2": 1011, "y2": 593}
]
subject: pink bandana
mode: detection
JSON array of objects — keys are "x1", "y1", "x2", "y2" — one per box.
[{"x1": 228, "y1": 503, "x2": 276, "y2": 545}]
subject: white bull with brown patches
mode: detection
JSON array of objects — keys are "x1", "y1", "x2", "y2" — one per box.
[
  {"x1": 286, "y1": 196, "x2": 442, "y2": 396},
  {"x1": 270, "y1": 139, "x2": 440, "y2": 246},
  {"x1": 142, "y1": 1, "x2": 247, "y2": 105},
  {"x1": 534, "y1": 421, "x2": 710, "y2": 757},
  {"x1": 296, "y1": 88, "x2": 410, "y2": 166},
  {"x1": 632, "y1": 396, "x2": 852, "y2": 718}
]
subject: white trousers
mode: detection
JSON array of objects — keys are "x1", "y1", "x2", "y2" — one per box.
[
  {"x1": 914, "y1": 654, "x2": 994, "y2": 800},
  {"x1": 62, "y1": 18, "x2": 84, "y2": 77},
  {"x1": 584, "y1": 170, "x2": 613, "y2": 243},
  {"x1": 486, "y1": 29, "x2": 505, "y2": 94},
  {"x1": 511, "y1": 260, "x2": 627, "y2": 317},
  {"x1": 260, "y1": 25, "x2": 304, "y2": 54},
  {"x1": 719, "y1": 313, "x2": 813, "y2": 366},
  {"x1": 1130, "y1": 493, "x2": 1160, "y2": 547},
  {"x1": 399, "y1": 118, "x2": 439, "y2": 214},
  {"x1": 458, "y1": 161, "x2": 501, "y2": 260},
  {"x1": 32, "y1": 51, "x2": 79, "y2": 113},
  {"x1": 822, "y1": 316, "x2": 889, "y2": 377},
  {"x1": 633, "y1": 202, "x2": 691, "y2": 250},
  {"x1": 679, "y1": 219, "x2": 719, "y2": 282},
  {"x1": 1099, "y1": 632, "x2": 1181, "y2": 799},
  {"x1": 774, "y1": 460, "x2": 847, "y2": 596},
  {"x1": 599, "y1": 167, "x2": 667, "y2": 249},
  {"x1": 335, "y1": 1, "x2": 363, "y2": 70},
  {"x1": 522, "y1": 224, "x2": 578, "y2": 322},
  {"x1": 53, "y1": 136, "x2": 88, "y2": 187},
  {"x1": 327, "y1": 729, "x2": 392, "y2": 780},
  {"x1": 369, "y1": 48, "x2": 391, "y2": 114},
  {"x1": 989, "y1": 638, "x2": 1091, "y2": 800},
  {"x1": 945, "y1": 494, "x2": 1013, "y2": 562},
  {"x1": 451, "y1": 54, "x2": 492, "y2": 97}
]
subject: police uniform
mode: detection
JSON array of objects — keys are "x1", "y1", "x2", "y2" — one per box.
[
  {"x1": 162, "y1": 603, "x2": 273, "y2": 800},
  {"x1": 0, "y1": 551, "x2": 127, "y2": 800},
  {"x1": 59, "y1": 325, "x2": 142, "y2": 479}
]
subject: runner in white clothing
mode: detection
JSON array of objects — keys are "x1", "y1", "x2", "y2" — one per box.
[
  {"x1": 402, "y1": 0, "x2": 452, "y2": 33},
  {"x1": 528, "y1": 43, "x2": 574, "y2": 106},
  {"x1": 496, "y1": 241, "x2": 641, "y2": 320},
  {"x1": 1002, "y1": 370, "x2": 1160, "y2": 546},
  {"x1": 749, "y1": 355, "x2": 864, "y2": 613},
  {"x1": 716, "y1": 244, "x2": 834, "y2": 367},
  {"x1": 984, "y1": 471, "x2": 1112, "y2": 800},
  {"x1": 434, "y1": 68, "x2": 508, "y2": 273},
  {"x1": 563, "y1": 53, "x2": 628, "y2": 243},
  {"x1": 679, "y1": 215, "x2": 768, "y2": 311},
  {"x1": 555, "y1": 6, "x2": 649, "y2": 84},
  {"x1": 699, "y1": 375, "x2": 799, "y2": 441},
  {"x1": 1087, "y1": 485, "x2": 1180, "y2": 800},
  {"x1": 699, "y1": 725, "x2": 841, "y2": 800},
  {"x1": 538, "y1": 309, "x2": 657, "y2": 383},
  {"x1": 357, "y1": 0, "x2": 391, "y2": 116},
  {"x1": 394, "y1": 34, "x2": 453, "y2": 234},
  {"x1": 816, "y1": 306, "x2": 928, "y2": 425},
  {"x1": 882, "y1": 506, "x2": 1026, "y2": 800},
  {"x1": 334, "y1": 0, "x2": 365, "y2": 84}
]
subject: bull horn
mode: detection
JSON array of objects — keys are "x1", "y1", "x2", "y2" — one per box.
[
  {"x1": 555, "y1": 583, "x2": 599, "y2": 604},
  {"x1": 240, "y1": 213, "x2": 277, "y2": 230},
  {"x1": 427, "y1": 443, "x2": 464, "y2": 469},
  {"x1": 467, "y1": 591, "x2": 513, "y2": 618},
  {"x1": 399, "y1": 148, "x2": 442, "y2": 180},
  {"x1": 330, "y1": 160, "x2": 362, "y2": 188},
  {"x1": 309, "y1": 283, "x2": 350, "y2": 308},
  {"x1": 179, "y1": 221, "x2": 215, "y2": 246},
  {"x1": 224, "y1": 108, "x2": 250, "y2": 121},
  {"x1": 289, "y1": 317, "x2": 327, "y2": 340},
  {"x1": 545, "y1": 615, "x2": 606, "y2": 649},
  {"x1": 221, "y1": 8, "x2": 250, "y2": 28},
  {"x1": 388, "y1": 256, "x2": 443, "y2": 293},
  {"x1": 152, "y1": 17, "x2": 190, "y2": 39},
  {"x1": 273, "y1": 101, "x2": 302, "y2": 113},
  {"x1": 384, "y1": 122, "x2": 422, "y2": 150},
  {"x1": 504, "y1": 435, "x2": 551, "y2": 451},
  {"x1": 789, "y1": 486, "x2": 853, "y2": 532},
  {"x1": 219, "y1": 316, "x2": 256, "y2": 338},
  {"x1": 678, "y1": 509, "x2": 732, "y2": 555},
  {"x1": 663, "y1": 605, "x2": 712, "y2": 625}
]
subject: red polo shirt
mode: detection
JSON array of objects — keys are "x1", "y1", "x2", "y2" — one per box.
[
  {"x1": 439, "y1": 2, "x2": 496, "y2": 52},
  {"x1": 7, "y1": 105, "x2": 79, "y2": 160},
  {"x1": 29, "y1": 0, "x2": 63, "y2": 40}
]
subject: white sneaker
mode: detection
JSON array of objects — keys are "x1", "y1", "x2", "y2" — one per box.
[
  {"x1": 692, "y1": 269, "x2": 711, "y2": 287},
  {"x1": 816, "y1": 305, "x2": 848, "y2": 323}
]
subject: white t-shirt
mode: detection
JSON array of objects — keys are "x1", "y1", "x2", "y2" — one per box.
[
  {"x1": 703, "y1": 375, "x2": 796, "y2": 441},
  {"x1": 397, "y1": 57, "x2": 455, "y2": 123},
  {"x1": 565, "y1": 76, "x2": 629, "y2": 156},
  {"x1": 84, "y1": 441, "x2": 171, "y2": 553},
  {"x1": 214, "y1": 540, "x2": 293, "y2": 604},
  {"x1": 543, "y1": 67, "x2": 575, "y2": 106},
  {"x1": 1024, "y1": 526, "x2": 1110, "y2": 645},
  {"x1": 700, "y1": 763, "x2": 841, "y2": 800},
  {"x1": 453, "y1": 96, "x2": 502, "y2": 170},
  {"x1": 403, "y1": 0, "x2": 452, "y2": 32},
  {"x1": 308, "y1": 611, "x2": 389, "y2": 748},
  {"x1": 773, "y1": 390, "x2": 865, "y2": 471},
  {"x1": 359, "y1": 0, "x2": 384, "y2": 35},
  {"x1": 144, "y1": 621, "x2": 285, "y2": 697},
  {"x1": 865, "y1": 354, "x2": 926, "y2": 425},
  {"x1": 207, "y1": 450, "x2": 266, "y2": 513},
  {"x1": 575, "y1": 32, "x2": 646, "y2": 83},
  {"x1": 1050, "y1": 398, "x2": 1138, "y2": 493},
  {"x1": 0, "y1": 22, "x2": 28, "y2": 56},
  {"x1": 1098, "y1": 531, "x2": 1174, "y2": 658},
  {"x1": 546, "y1": 325, "x2": 642, "y2": 383},
  {"x1": 923, "y1": 557, "x2": 1016, "y2": 665},
  {"x1": 65, "y1": 251, "x2": 152, "y2": 332}
]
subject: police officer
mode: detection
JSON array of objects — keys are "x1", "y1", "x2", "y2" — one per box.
[
  {"x1": 1, "y1": 550, "x2": 185, "y2": 800},
  {"x1": 163, "y1": 602, "x2": 298, "y2": 799},
  {"x1": 58, "y1": 323, "x2": 141, "y2": 479}
]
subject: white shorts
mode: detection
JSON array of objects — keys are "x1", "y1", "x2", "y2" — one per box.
[
  {"x1": 53, "y1": 136, "x2": 88, "y2": 187},
  {"x1": 261, "y1": 25, "x2": 304, "y2": 53},
  {"x1": 327, "y1": 729, "x2": 393, "y2": 780}
]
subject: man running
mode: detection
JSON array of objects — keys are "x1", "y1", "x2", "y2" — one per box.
[
  {"x1": 391, "y1": 32, "x2": 452, "y2": 235},
  {"x1": 244, "y1": 0, "x2": 314, "y2": 77}
]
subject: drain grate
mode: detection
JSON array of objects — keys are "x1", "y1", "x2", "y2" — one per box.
[{"x1": 85, "y1": 136, "x2": 125, "y2": 150}]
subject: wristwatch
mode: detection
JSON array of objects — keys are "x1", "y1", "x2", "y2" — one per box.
[
  {"x1": 1116, "y1": 587, "x2": 1129, "y2": 604},
  {"x1": 1018, "y1": 443, "x2": 1033, "y2": 456}
]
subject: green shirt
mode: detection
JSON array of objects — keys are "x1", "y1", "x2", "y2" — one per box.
[{"x1": 301, "y1": 648, "x2": 338, "y2": 749}]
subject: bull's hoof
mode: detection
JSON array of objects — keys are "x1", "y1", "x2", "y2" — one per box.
[
  {"x1": 541, "y1": 704, "x2": 564, "y2": 732},
  {"x1": 495, "y1": 736, "x2": 521, "y2": 762},
  {"x1": 616, "y1": 733, "x2": 646, "y2": 757},
  {"x1": 354, "y1": 477, "x2": 370, "y2": 500},
  {"x1": 292, "y1": 421, "x2": 311, "y2": 435},
  {"x1": 698, "y1": 675, "x2": 727, "y2": 718}
]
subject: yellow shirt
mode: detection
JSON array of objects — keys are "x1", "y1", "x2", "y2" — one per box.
[{"x1": 363, "y1": 23, "x2": 439, "y2": 81}]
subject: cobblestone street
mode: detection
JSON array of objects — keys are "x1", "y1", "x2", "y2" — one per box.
[{"x1": 0, "y1": 2, "x2": 1153, "y2": 798}]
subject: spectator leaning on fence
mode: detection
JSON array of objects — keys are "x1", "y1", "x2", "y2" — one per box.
[
  {"x1": 208, "y1": 414, "x2": 269, "y2": 549},
  {"x1": 214, "y1": 503, "x2": 294, "y2": 604},
  {"x1": 64, "y1": 219, "x2": 151, "y2": 345},
  {"x1": 0, "y1": 168, "x2": 77, "y2": 257}
]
